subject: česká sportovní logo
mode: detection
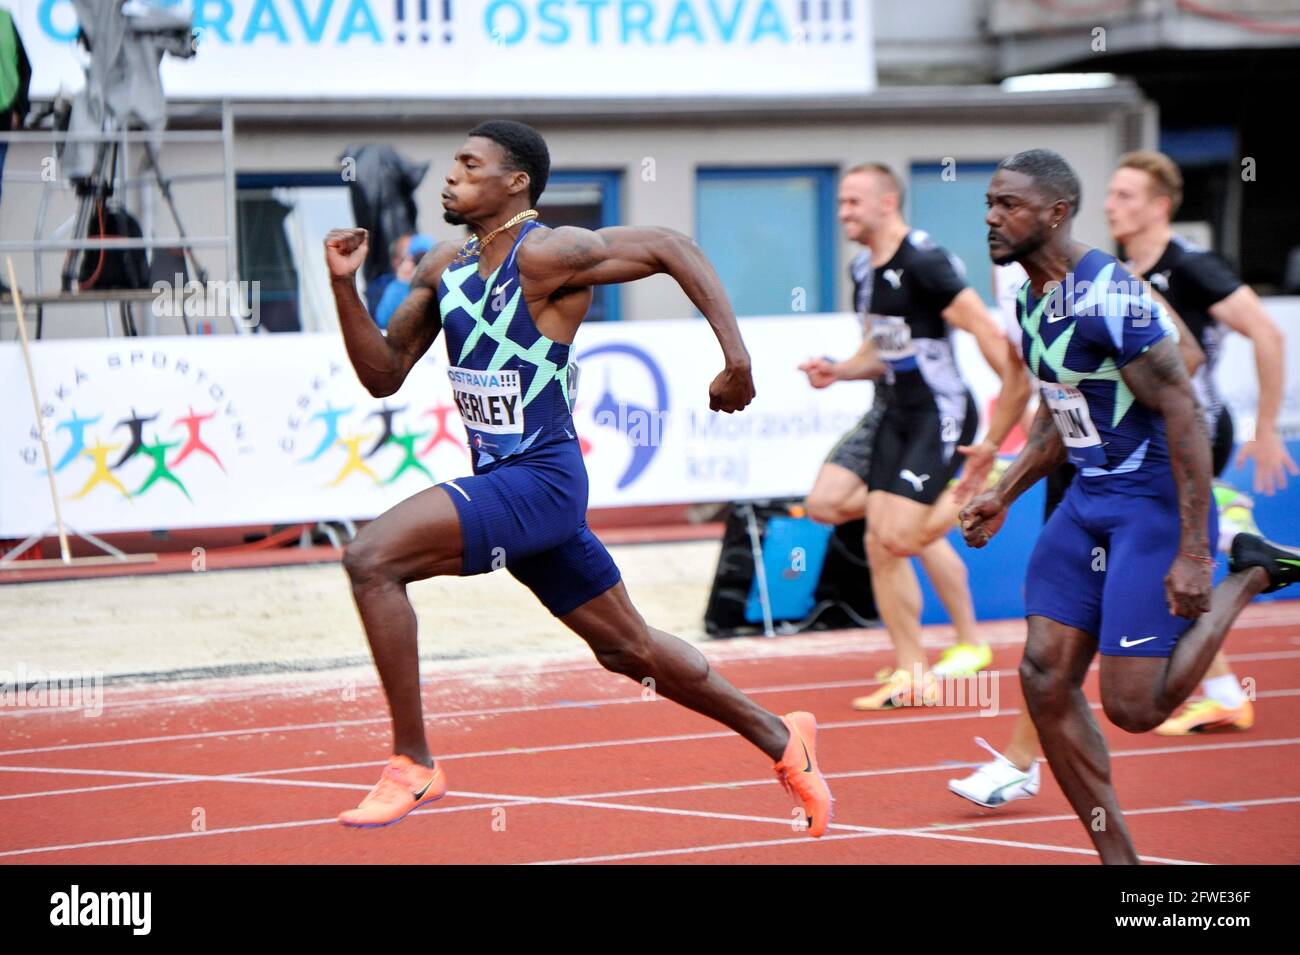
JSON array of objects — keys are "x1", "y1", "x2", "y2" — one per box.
[
  {"x1": 20, "y1": 348, "x2": 249, "y2": 505},
  {"x1": 280, "y1": 359, "x2": 466, "y2": 488}
]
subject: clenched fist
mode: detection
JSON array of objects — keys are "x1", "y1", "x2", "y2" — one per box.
[
  {"x1": 709, "y1": 362, "x2": 756, "y2": 414},
  {"x1": 959, "y1": 491, "x2": 1007, "y2": 549},
  {"x1": 1164, "y1": 553, "x2": 1213, "y2": 620},
  {"x1": 324, "y1": 228, "x2": 369, "y2": 280}
]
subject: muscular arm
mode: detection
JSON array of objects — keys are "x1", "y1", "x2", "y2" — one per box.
[
  {"x1": 328, "y1": 238, "x2": 454, "y2": 397},
  {"x1": 1211, "y1": 285, "x2": 1285, "y2": 435},
  {"x1": 978, "y1": 339, "x2": 1033, "y2": 452},
  {"x1": 1211, "y1": 285, "x2": 1297, "y2": 493},
  {"x1": 833, "y1": 331, "x2": 887, "y2": 381},
  {"x1": 991, "y1": 402, "x2": 1067, "y2": 507},
  {"x1": 943, "y1": 289, "x2": 1031, "y2": 448},
  {"x1": 959, "y1": 401, "x2": 1064, "y2": 548},
  {"x1": 1120, "y1": 336, "x2": 1213, "y2": 558},
  {"x1": 520, "y1": 225, "x2": 748, "y2": 366},
  {"x1": 1146, "y1": 286, "x2": 1204, "y2": 375}
]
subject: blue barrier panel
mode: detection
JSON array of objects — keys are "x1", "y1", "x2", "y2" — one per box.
[
  {"x1": 744, "y1": 516, "x2": 834, "y2": 624},
  {"x1": 918, "y1": 440, "x2": 1300, "y2": 625},
  {"x1": 917, "y1": 481, "x2": 1044, "y2": 625},
  {"x1": 1214, "y1": 440, "x2": 1300, "y2": 604}
]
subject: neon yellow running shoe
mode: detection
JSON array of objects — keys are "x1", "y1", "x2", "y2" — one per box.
[
  {"x1": 947, "y1": 457, "x2": 1013, "y2": 508},
  {"x1": 1213, "y1": 480, "x2": 1261, "y2": 554},
  {"x1": 983, "y1": 456, "x2": 1013, "y2": 491},
  {"x1": 932, "y1": 643, "x2": 994, "y2": 678}
]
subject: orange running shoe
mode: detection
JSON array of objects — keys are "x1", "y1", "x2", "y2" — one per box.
[
  {"x1": 338, "y1": 755, "x2": 448, "y2": 828},
  {"x1": 851, "y1": 667, "x2": 937, "y2": 711},
  {"x1": 1155, "y1": 699, "x2": 1255, "y2": 736},
  {"x1": 773, "y1": 711, "x2": 832, "y2": 838}
]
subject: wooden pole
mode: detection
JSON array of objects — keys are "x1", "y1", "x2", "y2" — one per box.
[{"x1": 5, "y1": 256, "x2": 72, "y2": 564}]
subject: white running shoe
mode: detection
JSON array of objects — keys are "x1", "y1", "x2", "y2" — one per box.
[{"x1": 947, "y1": 737, "x2": 1041, "y2": 808}]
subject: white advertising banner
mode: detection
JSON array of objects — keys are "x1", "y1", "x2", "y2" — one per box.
[
  {"x1": 0, "y1": 315, "x2": 872, "y2": 536},
  {"x1": 958, "y1": 297, "x2": 1300, "y2": 451},
  {"x1": 4, "y1": 301, "x2": 1293, "y2": 539},
  {"x1": 14, "y1": 0, "x2": 876, "y2": 100},
  {"x1": 1213, "y1": 297, "x2": 1300, "y2": 439}
]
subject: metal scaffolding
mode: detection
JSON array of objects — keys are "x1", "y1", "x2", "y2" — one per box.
[{"x1": 0, "y1": 101, "x2": 244, "y2": 338}]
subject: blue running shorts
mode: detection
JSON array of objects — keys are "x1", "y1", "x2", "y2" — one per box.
[
  {"x1": 1024, "y1": 478, "x2": 1219, "y2": 657},
  {"x1": 438, "y1": 438, "x2": 621, "y2": 617}
]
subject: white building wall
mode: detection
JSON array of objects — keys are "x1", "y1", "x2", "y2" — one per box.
[{"x1": 1, "y1": 87, "x2": 1151, "y2": 337}]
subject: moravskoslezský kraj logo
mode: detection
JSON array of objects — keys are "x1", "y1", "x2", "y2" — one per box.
[{"x1": 573, "y1": 341, "x2": 670, "y2": 491}]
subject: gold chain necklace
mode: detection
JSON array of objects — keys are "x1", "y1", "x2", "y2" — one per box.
[{"x1": 458, "y1": 208, "x2": 539, "y2": 262}]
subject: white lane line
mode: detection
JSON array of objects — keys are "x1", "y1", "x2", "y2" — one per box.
[
  {"x1": 0, "y1": 763, "x2": 369, "y2": 794},
  {"x1": 457, "y1": 790, "x2": 1210, "y2": 865},
  {"x1": 524, "y1": 794, "x2": 1300, "y2": 866},
  {"x1": 7, "y1": 602, "x2": 1296, "y2": 718},
  {"x1": 0, "y1": 676, "x2": 968, "y2": 755},
  {"x1": 526, "y1": 829, "x2": 1205, "y2": 867},
  {"x1": 15, "y1": 776, "x2": 1284, "y2": 863},
  {"x1": 5, "y1": 707, "x2": 1300, "y2": 804},
  {"x1": 903, "y1": 794, "x2": 1300, "y2": 834},
  {"x1": 6, "y1": 636, "x2": 1299, "y2": 752},
  {"x1": 562, "y1": 735, "x2": 1300, "y2": 802},
  {"x1": 2, "y1": 730, "x2": 1298, "y2": 865},
  {"x1": 0, "y1": 706, "x2": 994, "y2": 763}
]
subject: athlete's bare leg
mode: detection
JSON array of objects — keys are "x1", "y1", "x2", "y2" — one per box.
[
  {"x1": 865, "y1": 528, "x2": 928, "y2": 674},
  {"x1": 1020, "y1": 615, "x2": 1139, "y2": 864},
  {"x1": 917, "y1": 486, "x2": 969, "y2": 551},
  {"x1": 809, "y1": 465, "x2": 983, "y2": 650},
  {"x1": 917, "y1": 537, "x2": 982, "y2": 648},
  {"x1": 1099, "y1": 567, "x2": 1270, "y2": 734},
  {"x1": 342, "y1": 485, "x2": 464, "y2": 768},
  {"x1": 990, "y1": 566, "x2": 1267, "y2": 788},
  {"x1": 344, "y1": 486, "x2": 792, "y2": 766},
  {"x1": 873, "y1": 486, "x2": 967, "y2": 558},
  {"x1": 1002, "y1": 706, "x2": 1041, "y2": 772},
  {"x1": 867, "y1": 489, "x2": 986, "y2": 672},
  {"x1": 805, "y1": 462, "x2": 868, "y2": 526},
  {"x1": 560, "y1": 583, "x2": 790, "y2": 759},
  {"x1": 1201, "y1": 649, "x2": 1233, "y2": 681}
]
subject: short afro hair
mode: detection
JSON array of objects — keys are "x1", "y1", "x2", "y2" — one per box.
[
  {"x1": 997, "y1": 148, "x2": 1082, "y2": 219},
  {"x1": 468, "y1": 120, "x2": 551, "y2": 206}
]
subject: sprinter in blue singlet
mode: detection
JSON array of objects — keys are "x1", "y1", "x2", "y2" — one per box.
[
  {"x1": 324, "y1": 121, "x2": 832, "y2": 835},
  {"x1": 960, "y1": 148, "x2": 1300, "y2": 864}
]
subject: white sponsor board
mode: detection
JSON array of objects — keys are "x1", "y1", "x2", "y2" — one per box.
[
  {"x1": 1, "y1": 334, "x2": 459, "y2": 535},
  {"x1": 962, "y1": 295, "x2": 1300, "y2": 449},
  {"x1": 0, "y1": 316, "x2": 868, "y2": 535},
  {"x1": 1214, "y1": 298, "x2": 1300, "y2": 440},
  {"x1": 13, "y1": 0, "x2": 875, "y2": 100},
  {"x1": 4, "y1": 300, "x2": 1295, "y2": 538}
]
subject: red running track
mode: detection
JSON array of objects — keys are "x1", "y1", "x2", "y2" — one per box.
[{"x1": 2, "y1": 603, "x2": 1299, "y2": 865}]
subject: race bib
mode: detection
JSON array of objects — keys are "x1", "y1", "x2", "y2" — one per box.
[
  {"x1": 868, "y1": 315, "x2": 915, "y2": 361},
  {"x1": 448, "y1": 366, "x2": 524, "y2": 456},
  {"x1": 1041, "y1": 384, "x2": 1106, "y2": 468},
  {"x1": 565, "y1": 360, "x2": 580, "y2": 413}
]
